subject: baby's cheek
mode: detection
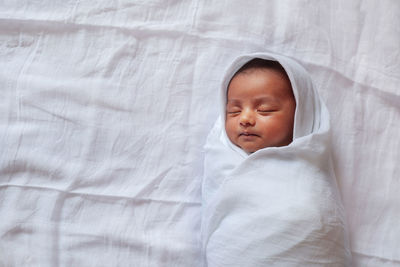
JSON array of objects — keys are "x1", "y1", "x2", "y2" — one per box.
[
  {"x1": 225, "y1": 119, "x2": 236, "y2": 140},
  {"x1": 260, "y1": 119, "x2": 287, "y2": 137}
]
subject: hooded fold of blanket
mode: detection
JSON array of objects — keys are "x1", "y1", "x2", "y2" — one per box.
[{"x1": 201, "y1": 52, "x2": 352, "y2": 266}]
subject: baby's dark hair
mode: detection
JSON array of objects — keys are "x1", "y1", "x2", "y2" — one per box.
[
  {"x1": 227, "y1": 58, "x2": 293, "y2": 99},
  {"x1": 232, "y1": 58, "x2": 289, "y2": 81}
]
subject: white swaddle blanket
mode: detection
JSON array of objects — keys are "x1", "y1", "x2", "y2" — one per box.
[{"x1": 201, "y1": 52, "x2": 352, "y2": 266}]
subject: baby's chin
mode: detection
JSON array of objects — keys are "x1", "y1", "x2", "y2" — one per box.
[{"x1": 238, "y1": 143, "x2": 265, "y2": 154}]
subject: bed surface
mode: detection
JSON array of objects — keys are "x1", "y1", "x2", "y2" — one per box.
[{"x1": 1, "y1": 1, "x2": 399, "y2": 266}]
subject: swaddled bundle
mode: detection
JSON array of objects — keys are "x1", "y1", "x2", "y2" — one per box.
[{"x1": 201, "y1": 52, "x2": 352, "y2": 266}]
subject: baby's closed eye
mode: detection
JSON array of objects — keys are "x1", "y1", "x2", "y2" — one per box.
[
  {"x1": 226, "y1": 106, "x2": 241, "y2": 114},
  {"x1": 257, "y1": 106, "x2": 278, "y2": 113},
  {"x1": 227, "y1": 110, "x2": 241, "y2": 115},
  {"x1": 258, "y1": 109, "x2": 276, "y2": 113}
]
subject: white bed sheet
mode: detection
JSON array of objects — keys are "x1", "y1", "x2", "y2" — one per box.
[{"x1": 0, "y1": 1, "x2": 399, "y2": 266}]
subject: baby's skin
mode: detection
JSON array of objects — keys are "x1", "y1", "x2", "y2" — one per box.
[{"x1": 225, "y1": 67, "x2": 296, "y2": 153}]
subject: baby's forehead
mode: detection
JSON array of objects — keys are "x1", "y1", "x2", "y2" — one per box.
[
  {"x1": 237, "y1": 67, "x2": 289, "y2": 82},
  {"x1": 228, "y1": 67, "x2": 293, "y2": 98}
]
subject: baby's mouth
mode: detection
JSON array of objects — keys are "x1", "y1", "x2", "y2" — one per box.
[{"x1": 239, "y1": 132, "x2": 259, "y2": 137}]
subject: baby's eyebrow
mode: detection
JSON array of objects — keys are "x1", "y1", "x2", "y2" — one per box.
[
  {"x1": 227, "y1": 96, "x2": 279, "y2": 105},
  {"x1": 226, "y1": 99, "x2": 241, "y2": 105},
  {"x1": 254, "y1": 96, "x2": 278, "y2": 103},
  {"x1": 254, "y1": 96, "x2": 280, "y2": 104}
]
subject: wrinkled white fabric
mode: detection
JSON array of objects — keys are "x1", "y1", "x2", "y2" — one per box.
[
  {"x1": 1, "y1": 1, "x2": 399, "y2": 266},
  {"x1": 202, "y1": 53, "x2": 352, "y2": 266}
]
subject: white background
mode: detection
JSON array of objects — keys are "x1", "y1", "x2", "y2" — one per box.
[{"x1": 1, "y1": 1, "x2": 399, "y2": 266}]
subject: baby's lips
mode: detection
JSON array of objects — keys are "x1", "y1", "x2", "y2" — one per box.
[{"x1": 239, "y1": 132, "x2": 260, "y2": 137}]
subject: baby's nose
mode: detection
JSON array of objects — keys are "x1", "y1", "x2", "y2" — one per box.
[{"x1": 239, "y1": 110, "x2": 255, "y2": 126}]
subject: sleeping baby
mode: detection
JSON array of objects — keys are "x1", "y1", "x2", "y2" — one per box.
[
  {"x1": 225, "y1": 59, "x2": 296, "y2": 152},
  {"x1": 201, "y1": 52, "x2": 352, "y2": 266}
]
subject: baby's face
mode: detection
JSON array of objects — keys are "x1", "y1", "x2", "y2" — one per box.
[{"x1": 225, "y1": 68, "x2": 296, "y2": 153}]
